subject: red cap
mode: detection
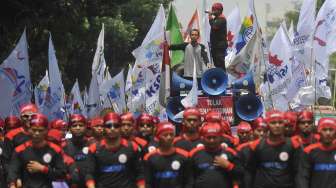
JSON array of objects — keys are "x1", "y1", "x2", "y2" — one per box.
[
  {"x1": 30, "y1": 113, "x2": 48, "y2": 128},
  {"x1": 47, "y1": 129, "x2": 63, "y2": 144},
  {"x1": 155, "y1": 121, "x2": 175, "y2": 138},
  {"x1": 317, "y1": 118, "x2": 336, "y2": 132},
  {"x1": 284, "y1": 111, "x2": 297, "y2": 127},
  {"x1": 69, "y1": 114, "x2": 86, "y2": 126},
  {"x1": 204, "y1": 111, "x2": 222, "y2": 123},
  {"x1": 153, "y1": 116, "x2": 160, "y2": 125},
  {"x1": 220, "y1": 119, "x2": 231, "y2": 135},
  {"x1": 103, "y1": 112, "x2": 120, "y2": 125},
  {"x1": 121, "y1": 112, "x2": 135, "y2": 123},
  {"x1": 266, "y1": 110, "x2": 284, "y2": 123},
  {"x1": 183, "y1": 108, "x2": 201, "y2": 119},
  {"x1": 298, "y1": 111, "x2": 313, "y2": 122},
  {"x1": 137, "y1": 113, "x2": 154, "y2": 125},
  {"x1": 252, "y1": 117, "x2": 267, "y2": 129},
  {"x1": 49, "y1": 119, "x2": 67, "y2": 130},
  {"x1": 237, "y1": 121, "x2": 252, "y2": 133},
  {"x1": 5, "y1": 116, "x2": 21, "y2": 130},
  {"x1": 89, "y1": 117, "x2": 104, "y2": 128},
  {"x1": 20, "y1": 103, "x2": 38, "y2": 115},
  {"x1": 200, "y1": 122, "x2": 222, "y2": 137},
  {"x1": 212, "y1": 2, "x2": 223, "y2": 11}
]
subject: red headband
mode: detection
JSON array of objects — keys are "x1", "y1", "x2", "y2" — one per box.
[
  {"x1": 5, "y1": 116, "x2": 21, "y2": 129},
  {"x1": 200, "y1": 122, "x2": 222, "y2": 137},
  {"x1": 205, "y1": 111, "x2": 222, "y2": 123},
  {"x1": 49, "y1": 119, "x2": 67, "y2": 130},
  {"x1": 252, "y1": 117, "x2": 267, "y2": 129},
  {"x1": 212, "y1": 3, "x2": 223, "y2": 11},
  {"x1": 298, "y1": 111, "x2": 313, "y2": 122},
  {"x1": 70, "y1": 114, "x2": 86, "y2": 126},
  {"x1": 284, "y1": 111, "x2": 297, "y2": 127},
  {"x1": 89, "y1": 117, "x2": 104, "y2": 128},
  {"x1": 104, "y1": 112, "x2": 120, "y2": 125},
  {"x1": 183, "y1": 108, "x2": 201, "y2": 118},
  {"x1": 30, "y1": 113, "x2": 48, "y2": 128},
  {"x1": 266, "y1": 110, "x2": 284, "y2": 123},
  {"x1": 318, "y1": 118, "x2": 336, "y2": 132},
  {"x1": 137, "y1": 113, "x2": 154, "y2": 125},
  {"x1": 20, "y1": 103, "x2": 38, "y2": 115},
  {"x1": 237, "y1": 121, "x2": 252, "y2": 133},
  {"x1": 155, "y1": 121, "x2": 175, "y2": 138},
  {"x1": 121, "y1": 112, "x2": 135, "y2": 123}
]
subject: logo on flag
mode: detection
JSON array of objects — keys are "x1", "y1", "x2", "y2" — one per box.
[{"x1": 0, "y1": 68, "x2": 26, "y2": 97}]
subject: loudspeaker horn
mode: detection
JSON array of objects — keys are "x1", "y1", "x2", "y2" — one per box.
[
  {"x1": 235, "y1": 94, "x2": 263, "y2": 121},
  {"x1": 232, "y1": 71, "x2": 256, "y2": 94},
  {"x1": 201, "y1": 68, "x2": 228, "y2": 96},
  {"x1": 166, "y1": 96, "x2": 185, "y2": 123},
  {"x1": 171, "y1": 72, "x2": 193, "y2": 93}
]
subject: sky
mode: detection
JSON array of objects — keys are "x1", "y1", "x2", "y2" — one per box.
[{"x1": 173, "y1": 0, "x2": 301, "y2": 30}]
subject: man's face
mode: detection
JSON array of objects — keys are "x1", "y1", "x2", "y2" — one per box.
[
  {"x1": 238, "y1": 131, "x2": 251, "y2": 143},
  {"x1": 70, "y1": 123, "x2": 86, "y2": 138},
  {"x1": 190, "y1": 31, "x2": 199, "y2": 43},
  {"x1": 203, "y1": 135, "x2": 221, "y2": 149},
  {"x1": 298, "y1": 120, "x2": 313, "y2": 135},
  {"x1": 29, "y1": 126, "x2": 47, "y2": 143},
  {"x1": 320, "y1": 127, "x2": 336, "y2": 145},
  {"x1": 104, "y1": 123, "x2": 121, "y2": 139},
  {"x1": 254, "y1": 127, "x2": 267, "y2": 139},
  {"x1": 183, "y1": 115, "x2": 201, "y2": 133},
  {"x1": 158, "y1": 131, "x2": 175, "y2": 148},
  {"x1": 21, "y1": 112, "x2": 34, "y2": 127},
  {"x1": 92, "y1": 125, "x2": 104, "y2": 138},
  {"x1": 268, "y1": 120, "x2": 285, "y2": 136},
  {"x1": 138, "y1": 123, "x2": 154, "y2": 137},
  {"x1": 120, "y1": 120, "x2": 134, "y2": 138}
]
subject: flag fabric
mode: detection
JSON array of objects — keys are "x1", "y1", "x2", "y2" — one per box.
[
  {"x1": 181, "y1": 60, "x2": 198, "y2": 108},
  {"x1": 45, "y1": 34, "x2": 66, "y2": 120},
  {"x1": 313, "y1": 0, "x2": 336, "y2": 100},
  {"x1": 92, "y1": 24, "x2": 107, "y2": 86},
  {"x1": 199, "y1": 0, "x2": 211, "y2": 64},
  {"x1": 227, "y1": 31, "x2": 261, "y2": 78},
  {"x1": 159, "y1": 38, "x2": 171, "y2": 106},
  {"x1": 69, "y1": 80, "x2": 86, "y2": 116},
  {"x1": 126, "y1": 65, "x2": 146, "y2": 116},
  {"x1": 184, "y1": 9, "x2": 200, "y2": 42},
  {"x1": 0, "y1": 29, "x2": 32, "y2": 116},
  {"x1": 288, "y1": 21, "x2": 295, "y2": 42},
  {"x1": 0, "y1": 71, "x2": 15, "y2": 117},
  {"x1": 87, "y1": 73, "x2": 101, "y2": 118},
  {"x1": 100, "y1": 70, "x2": 126, "y2": 114},
  {"x1": 266, "y1": 25, "x2": 293, "y2": 111},
  {"x1": 226, "y1": 5, "x2": 241, "y2": 55},
  {"x1": 166, "y1": 5, "x2": 184, "y2": 67},
  {"x1": 34, "y1": 71, "x2": 49, "y2": 112},
  {"x1": 125, "y1": 64, "x2": 133, "y2": 93}
]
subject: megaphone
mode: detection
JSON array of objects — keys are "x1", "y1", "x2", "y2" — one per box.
[
  {"x1": 171, "y1": 72, "x2": 193, "y2": 94},
  {"x1": 235, "y1": 94, "x2": 263, "y2": 121},
  {"x1": 232, "y1": 72, "x2": 256, "y2": 94},
  {"x1": 201, "y1": 68, "x2": 228, "y2": 96},
  {"x1": 166, "y1": 96, "x2": 185, "y2": 123}
]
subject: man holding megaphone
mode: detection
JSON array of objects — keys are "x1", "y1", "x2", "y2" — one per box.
[{"x1": 207, "y1": 3, "x2": 228, "y2": 72}]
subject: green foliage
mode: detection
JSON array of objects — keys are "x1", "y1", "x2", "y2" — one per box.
[{"x1": 0, "y1": 0, "x2": 170, "y2": 91}]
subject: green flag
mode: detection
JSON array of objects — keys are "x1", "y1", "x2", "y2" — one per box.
[{"x1": 166, "y1": 5, "x2": 184, "y2": 67}]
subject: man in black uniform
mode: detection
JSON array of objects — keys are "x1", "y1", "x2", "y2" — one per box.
[
  {"x1": 144, "y1": 121, "x2": 192, "y2": 188},
  {"x1": 189, "y1": 122, "x2": 243, "y2": 188},
  {"x1": 62, "y1": 114, "x2": 89, "y2": 188},
  {"x1": 296, "y1": 117, "x2": 336, "y2": 188},
  {"x1": 238, "y1": 110, "x2": 301, "y2": 188},
  {"x1": 7, "y1": 113, "x2": 66, "y2": 188},
  {"x1": 85, "y1": 112, "x2": 144, "y2": 188},
  {"x1": 209, "y1": 2, "x2": 228, "y2": 71}
]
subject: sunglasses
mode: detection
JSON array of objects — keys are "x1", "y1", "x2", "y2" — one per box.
[
  {"x1": 139, "y1": 124, "x2": 153, "y2": 128},
  {"x1": 105, "y1": 123, "x2": 121, "y2": 129}
]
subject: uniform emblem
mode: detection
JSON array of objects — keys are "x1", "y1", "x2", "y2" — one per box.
[
  {"x1": 148, "y1": 146, "x2": 156, "y2": 153},
  {"x1": 43, "y1": 153, "x2": 52, "y2": 163},
  {"x1": 171, "y1": 160, "x2": 181, "y2": 170},
  {"x1": 221, "y1": 143, "x2": 228, "y2": 148},
  {"x1": 279, "y1": 152, "x2": 289, "y2": 161},
  {"x1": 82, "y1": 147, "x2": 89, "y2": 155},
  {"x1": 197, "y1": 144, "x2": 204, "y2": 148},
  {"x1": 0, "y1": 147, "x2": 2, "y2": 155},
  {"x1": 118, "y1": 154, "x2": 127, "y2": 164},
  {"x1": 220, "y1": 154, "x2": 228, "y2": 160},
  {"x1": 334, "y1": 154, "x2": 336, "y2": 161}
]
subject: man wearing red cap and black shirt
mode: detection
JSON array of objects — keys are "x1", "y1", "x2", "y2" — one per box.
[
  {"x1": 87, "y1": 117, "x2": 105, "y2": 144},
  {"x1": 208, "y1": 2, "x2": 227, "y2": 70},
  {"x1": 173, "y1": 108, "x2": 203, "y2": 152},
  {"x1": 237, "y1": 110, "x2": 301, "y2": 188},
  {"x1": 284, "y1": 112, "x2": 298, "y2": 137},
  {"x1": 7, "y1": 113, "x2": 66, "y2": 188},
  {"x1": 85, "y1": 112, "x2": 145, "y2": 188},
  {"x1": 144, "y1": 121, "x2": 192, "y2": 188},
  {"x1": 62, "y1": 114, "x2": 89, "y2": 188},
  {"x1": 291, "y1": 110, "x2": 319, "y2": 149},
  {"x1": 189, "y1": 122, "x2": 243, "y2": 188},
  {"x1": 120, "y1": 112, "x2": 148, "y2": 150},
  {"x1": 137, "y1": 113, "x2": 155, "y2": 143},
  {"x1": 296, "y1": 118, "x2": 336, "y2": 188},
  {"x1": 3, "y1": 104, "x2": 38, "y2": 180},
  {"x1": 251, "y1": 117, "x2": 268, "y2": 140},
  {"x1": 236, "y1": 121, "x2": 253, "y2": 145}
]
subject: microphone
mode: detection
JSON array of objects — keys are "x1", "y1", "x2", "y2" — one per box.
[{"x1": 205, "y1": 10, "x2": 212, "y2": 14}]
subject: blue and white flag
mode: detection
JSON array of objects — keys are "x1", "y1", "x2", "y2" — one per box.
[
  {"x1": 100, "y1": 70, "x2": 126, "y2": 114},
  {"x1": 0, "y1": 29, "x2": 32, "y2": 116},
  {"x1": 46, "y1": 34, "x2": 66, "y2": 120},
  {"x1": 69, "y1": 80, "x2": 86, "y2": 116},
  {"x1": 34, "y1": 70, "x2": 50, "y2": 112},
  {"x1": 92, "y1": 24, "x2": 107, "y2": 86},
  {"x1": 87, "y1": 73, "x2": 101, "y2": 118}
]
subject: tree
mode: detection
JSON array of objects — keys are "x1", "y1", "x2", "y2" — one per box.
[{"x1": 0, "y1": 0, "x2": 170, "y2": 91}]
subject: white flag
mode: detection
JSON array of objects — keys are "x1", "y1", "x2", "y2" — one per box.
[
  {"x1": 34, "y1": 70, "x2": 49, "y2": 111},
  {"x1": 69, "y1": 80, "x2": 86, "y2": 116},
  {"x1": 92, "y1": 24, "x2": 107, "y2": 86},
  {"x1": 0, "y1": 71, "x2": 15, "y2": 117},
  {"x1": 87, "y1": 73, "x2": 101, "y2": 118},
  {"x1": 125, "y1": 64, "x2": 133, "y2": 93},
  {"x1": 181, "y1": 60, "x2": 198, "y2": 108},
  {"x1": 46, "y1": 34, "x2": 65, "y2": 120},
  {"x1": 226, "y1": 5, "x2": 241, "y2": 55},
  {"x1": 0, "y1": 29, "x2": 32, "y2": 115},
  {"x1": 100, "y1": 70, "x2": 126, "y2": 114},
  {"x1": 288, "y1": 21, "x2": 295, "y2": 42},
  {"x1": 199, "y1": 0, "x2": 211, "y2": 63}
]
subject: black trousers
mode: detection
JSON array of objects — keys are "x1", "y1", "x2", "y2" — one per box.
[{"x1": 211, "y1": 47, "x2": 227, "y2": 72}]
